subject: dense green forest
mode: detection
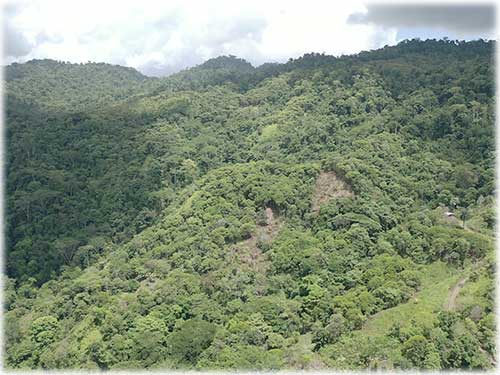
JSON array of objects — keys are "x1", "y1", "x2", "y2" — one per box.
[{"x1": 3, "y1": 39, "x2": 496, "y2": 369}]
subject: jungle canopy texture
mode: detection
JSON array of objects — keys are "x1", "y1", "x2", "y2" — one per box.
[{"x1": 3, "y1": 39, "x2": 496, "y2": 370}]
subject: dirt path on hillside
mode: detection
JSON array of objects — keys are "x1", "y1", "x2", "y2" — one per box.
[
  {"x1": 445, "y1": 258, "x2": 488, "y2": 311},
  {"x1": 444, "y1": 275, "x2": 469, "y2": 311},
  {"x1": 443, "y1": 257, "x2": 496, "y2": 365}
]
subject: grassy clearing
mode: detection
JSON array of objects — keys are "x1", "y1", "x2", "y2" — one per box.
[
  {"x1": 362, "y1": 261, "x2": 460, "y2": 336},
  {"x1": 456, "y1": 271, "x2": 491, "y2": 312}
]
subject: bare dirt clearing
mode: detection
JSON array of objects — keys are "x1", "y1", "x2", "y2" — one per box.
[
  {"x1": 229, "y1": 207, "x2": 282, "y2": 274},
  {"x1": 311, "y1": 171, "x2": 353, "y2": 214}
]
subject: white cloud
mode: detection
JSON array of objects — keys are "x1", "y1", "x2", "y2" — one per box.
[
  {"x1": 256, "y1": 2, "x2": 398, "y2": 61},
  {"x1": 348, "y1": 3, "x2": 495, "y2": 38},
  {"x1": 1, "y1": 0, "x2": 400, "y2": 75}
]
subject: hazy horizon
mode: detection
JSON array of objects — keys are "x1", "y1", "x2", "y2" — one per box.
[
  {"x1": 3, "y1": 1, "x2": 496, "y2": 77},
  {"x1": 5, "y1": 36, "x2": 495, "y2": 78}
]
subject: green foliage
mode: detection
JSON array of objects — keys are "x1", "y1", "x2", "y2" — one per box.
[
  {"x1": 4, "y1": 39, "x2": 495, "y2": 370},
  {"x1": 169, "y1": 319, "x2": 217, "y2": 364}
]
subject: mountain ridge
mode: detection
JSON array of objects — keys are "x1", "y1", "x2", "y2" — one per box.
[{"x1": 4, "y1": 38, "x2": 495, "y2": 370}]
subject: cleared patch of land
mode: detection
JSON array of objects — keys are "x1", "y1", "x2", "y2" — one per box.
[
  {"x1": 362, "y1": 261, "x2": 459, "y2": 336},
  {"x1": 229, "y1": 207, "x2": 281, "y2": 273},
  {"x1": 311, "y1": 171, "x2": 353, "y2": 214}
]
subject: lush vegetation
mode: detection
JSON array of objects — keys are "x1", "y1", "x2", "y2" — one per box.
[{"x1": 4, "y1": 39, "x2": 495, "y2": 369}]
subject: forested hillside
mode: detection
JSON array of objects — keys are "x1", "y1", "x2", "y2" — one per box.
[{"x1": 3, "y1": 39, "x2": 495, "y2": 370}]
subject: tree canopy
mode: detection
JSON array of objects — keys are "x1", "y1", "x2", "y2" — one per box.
[{"x1": 4, "y1": 38, "x2": 495, "y2": 370}]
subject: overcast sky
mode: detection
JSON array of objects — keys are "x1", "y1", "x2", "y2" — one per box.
[{"x1": 2, "y1": 0, "x2": 496, "y2": 76}]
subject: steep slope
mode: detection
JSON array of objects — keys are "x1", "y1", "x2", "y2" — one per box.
[{"x1": 4, "y1": 39, "x2": 495, "y2": 370}]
